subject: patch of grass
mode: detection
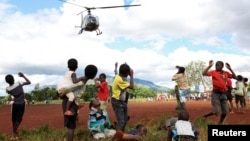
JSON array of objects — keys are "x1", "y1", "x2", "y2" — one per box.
[
  {"x1": 0, "y1": 133, "x2": 8, "y2": 141},
  {"x1": 1, "y1": 116, "x2": 211, "y2": 141},
  {"x1": 17, "y1": 124, "x2": 65, "y2": 141}
]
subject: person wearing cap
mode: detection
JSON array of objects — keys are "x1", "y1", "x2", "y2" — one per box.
[{"x1": 172, "y1": 66, "x2": 189, "y2": 110}]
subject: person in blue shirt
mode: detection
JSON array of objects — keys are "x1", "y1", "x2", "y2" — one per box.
[{"x1": 88, "y1": 98, "x2": 116, "y2": 140}]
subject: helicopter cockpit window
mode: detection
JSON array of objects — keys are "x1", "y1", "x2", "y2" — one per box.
[{"x1": 87, "y1": 16, "x2": 99, "y2": 25}]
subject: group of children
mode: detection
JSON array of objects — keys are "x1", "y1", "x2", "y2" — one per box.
[
  {"x1": 169, "y1": 60, "x2": 250, "y2": 140},
  {"x1": 228, "y1": 75, "x2": 249, "y2": 114},
  {"x1": 5, "y1": 58, "x2": 249, "y2": 141},
  {"x1": 56, "y1": 58, "x2": 147, "y2": 141},
  {"x1": 56, "y1": 58, "x2": 200, "y2": 141},
  {"x1": 201, "y1": 60, "x2": 250, "y2": 125}
]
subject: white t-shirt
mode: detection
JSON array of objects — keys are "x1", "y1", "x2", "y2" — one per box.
[
  {"x1": 57, "y1": 71, "x2": 74, "y2": 90},
  {"x1": 175, "y1": 120, "x2": 195, "y2": 136}
]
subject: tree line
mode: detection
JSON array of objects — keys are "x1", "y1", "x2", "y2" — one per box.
[{"x1": 1, "y1": 84, "x2": 158, "y2": 104}]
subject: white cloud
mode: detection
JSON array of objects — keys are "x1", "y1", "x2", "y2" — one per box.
[{"x1": 1, "y1": 0, "x2": 250, "y2": 96}]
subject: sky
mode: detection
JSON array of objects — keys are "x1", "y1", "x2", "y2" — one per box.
[{"x1": 1, "y1": 0, "x2": 250, "y2": 96}]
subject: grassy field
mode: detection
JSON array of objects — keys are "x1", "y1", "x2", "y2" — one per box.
[
  {"x1": 0, "y1": 114, "x2": 210, "y2": 141},
  {"x1": 3, "y1": 99, "x2": 245, "y2": 141}
]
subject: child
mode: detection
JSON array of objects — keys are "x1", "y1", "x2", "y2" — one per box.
[
  {"x1": 127, "y1": 124, "x2": 147, "y2": 140},
  {"x1": 172, "y1": 66, "x2": 189, "y2": 110},
  {"x1": 164, "y1": 117, "x2": 178, "y2": 141},
  {"x1": 111, "y1": 63, "x2": 134, "y2": 133},
  {"x1": 171, "y1": 110, "x2": 198, "y2": 141},
  {"x1": 202, "y1": 60, "x2": 236, "y2": 124},
  {"x1": 112, "y1": 124, "x2": 146, "y2": 141},
  {"x1": 234, "y1": 75, "x2": 245, "y2": 113},
  {"x1": 113, "y1": 62, "x2": 130, "y2": 104},
  {"x1": 61, "y1": 64, "x2": 98, "y2": 141},
  {"x1": 88, "y1": 98, "x2": 116, "y2": 140},
  {"x1": 94, "y1": 73, "x2": 109, "y2": 111},
  {"x1": 57, "y1": 58, "x2": 86, "y2": 116},
  {"x1": 5, "y1": 72, "x2": 31, "y2": 139}
]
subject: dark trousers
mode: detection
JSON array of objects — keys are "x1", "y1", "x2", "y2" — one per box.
[
  {"x1": 62, "y1": 97, "x2": 78, "y2": 129},
  {"x1": 12, "y1": 103, "x2": 25, "y2": 133},
  {"x1": 111, "y1": 98, "x2": 128, "y2": 131}
]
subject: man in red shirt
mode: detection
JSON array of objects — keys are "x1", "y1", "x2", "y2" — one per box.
[
  {"x1": 202, "y1": 60, "x2": 236, "y2": 124},
  {"x1": 94, "y1": 73, "x2": 109, "y2": 111}
]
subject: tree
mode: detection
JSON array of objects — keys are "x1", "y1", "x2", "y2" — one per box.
[
  {"x1": 127, "y1": 85, "x2": 157, "y2": 98},
  {"x1": 46, "y1": 88, "x2": 58, "y2": 100},
  {"x1": 185, "y1": 60, "x2": 212, "y2": 92},
  {"x1": 31, "y1": 89, "x2": 46, "y2": 101},
  {"x1": 31, "y1": 87, "x2": 57, "y2": 101},
  {"x1": 34, "y1": 83, "x2": 40, "y2": 90},
  {"x1": 25, "y1": 93, "x2": 32, "y2": 102},
  {"x1": 1, "y1": 95, "x2": 11, "y2": 104},
  {"x1": 247, "y1": 82, "x2": 250, "y2": 92},
  {"x1": 83, "y1": 84, "x2": 98, "y2": 101}
]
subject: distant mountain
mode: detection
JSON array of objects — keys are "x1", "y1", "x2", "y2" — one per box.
[{"x1": 106, "y1": 76, "x2": 170, "y2": 92}]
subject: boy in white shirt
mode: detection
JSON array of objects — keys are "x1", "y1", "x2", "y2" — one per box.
[{"x1": 171, "y1": 110, "x2": 198, "y2": 141}]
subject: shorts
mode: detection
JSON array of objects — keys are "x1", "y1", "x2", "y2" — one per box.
[
  {"x1": 66, "y1": 92, "x2": 75, "y2": 102},
  {"x1": 211, "y1": 92, "x2": 228, "y2": 115},
  {"x1": 91, "y1": 129, "x2": 116, "y2": 139},
  {"x1": 226, "y1": 89, "x2": 233, "y2": 101},
  {"x1": 64, "y1": 115, "x2": 77, "y2": 129},
  {"x1": 235, "y1": 95, "x2": 244, "y2": 106},
  {"x1": 179, "y1": 89, "x2": 187, "y2": 103},
  {"x1": 104, "y1": 129, "x2": 116, "y2": 138}
]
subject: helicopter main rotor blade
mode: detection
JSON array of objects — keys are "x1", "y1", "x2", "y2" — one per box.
[
  {"x1": 58, "y1": 0, "x2": 141, "y2": 15},
  {"x1": 58, "y1": 0, "x2": 87, "y2": 9},
  {"x1": 91, "y1": 4, "x2": 141, "y2": 10},
  {"x1": 59, "y1": 0, "x2": 141, "y2": 10}
]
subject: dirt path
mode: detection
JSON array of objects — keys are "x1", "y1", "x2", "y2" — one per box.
[{"x1": 0, "y1": 100, "x2": 249, "y2": 135}]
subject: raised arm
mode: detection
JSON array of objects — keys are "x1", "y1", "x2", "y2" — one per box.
[
  {"x1": 202, "y1": 60, "x2": 213, "y2": 76},
  {"x1": 114, "y1": 62, "x2": 118, "y2": 75},
  {"x1": 18, "y1": 72, "x2": 31, "y2": 85},
  {"x1": 225, "y1": 63, "x2": 237, "y2": 79},
  {"x1": 128, "y1": 68, "x2": 134, "y2": 89}
]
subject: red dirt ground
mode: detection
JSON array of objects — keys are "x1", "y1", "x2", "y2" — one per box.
[{"x1": 0, "y1": 100, "x2": 249, "y2": 135}]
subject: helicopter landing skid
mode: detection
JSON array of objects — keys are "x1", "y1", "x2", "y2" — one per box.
[{"x1": 96, "y1": 29, "x2": 102, "y2": 35}]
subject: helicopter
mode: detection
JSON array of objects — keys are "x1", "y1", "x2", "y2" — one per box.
[{"x1": 58, "y1": 0, "x2": 141, "y2": 35}]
